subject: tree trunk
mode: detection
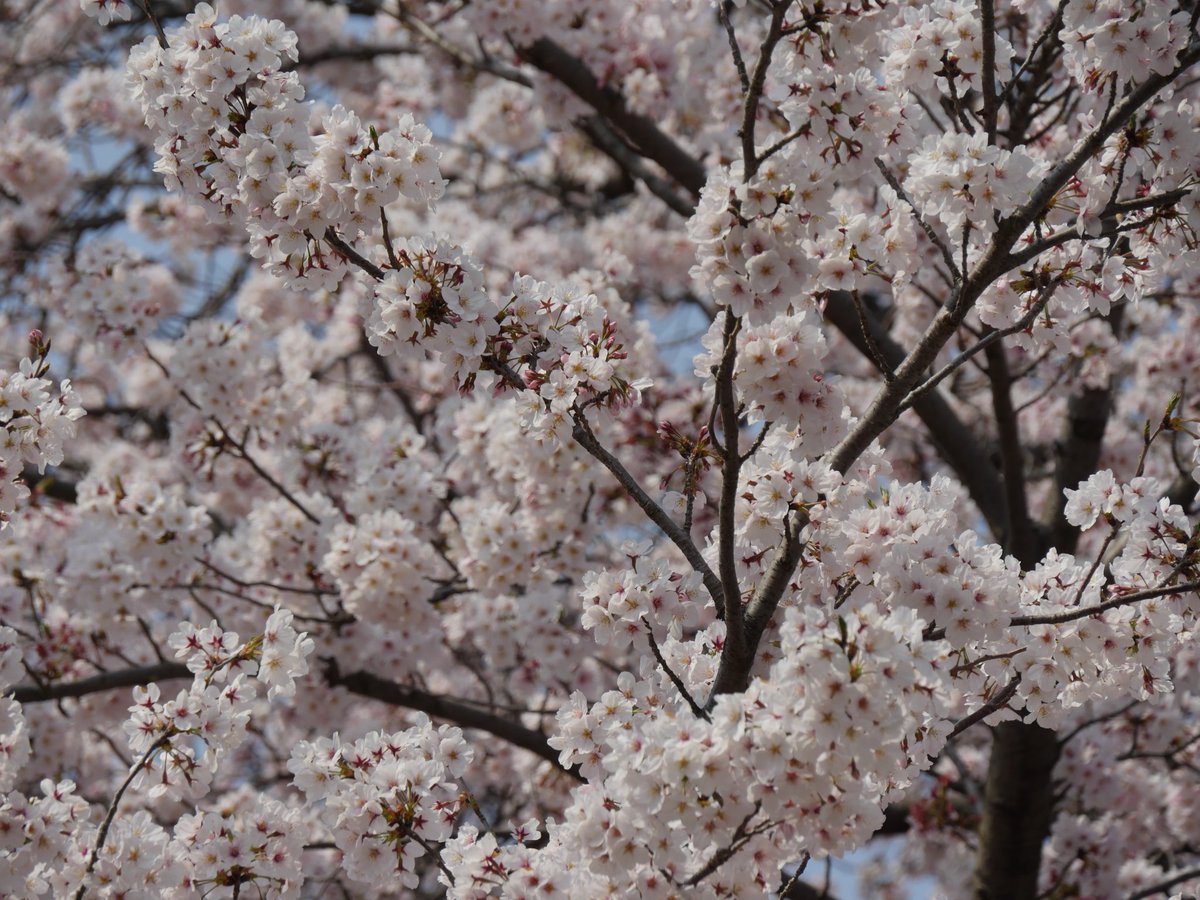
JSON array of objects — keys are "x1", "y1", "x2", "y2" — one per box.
[{"x1": 972, "y1": 722, "x2": 1061, "y2": 898}]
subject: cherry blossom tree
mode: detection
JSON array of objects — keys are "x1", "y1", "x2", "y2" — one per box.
[{"x1": 3, "y1": 0, "x2": 1200, "y2": 897}]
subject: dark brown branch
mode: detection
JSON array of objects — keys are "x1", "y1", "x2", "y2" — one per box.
[
  {"x1": 830, "y1": 41, "x2": 1200, "y2": 480},
  {"x1": 972, "y1": 720, "x2": 1061, "y2": 899},
  {"x1": 824, "y1": 293, "x2": 1008, "y2": 538},
  {"x1": 875, "y1": 157, "x2": 960, "y2": 282},
  {"x1": 710, "y1": 509, "x2": 808, "y2": 698},
  {"x1": 1126, "y1": 867, "x2": 1200, "y2": 900},
  {"x1": 997, "y1": 0, "x2": 1068, "y2": 111},
  {"x1": 1010, "y1": 41, "x2": 1200, "y2": 238},
  {"x1": 323, "y1": 228, "x2": 386, "y2": 280},
  {"x1": 19, "y1": 466, "x2": 79, "y2": 504},
  {"x1": 1006, "y1": 188, "x2": 1192, "y2": 269},
  {"x1": 716, "y1": 312, "x2": 746, "y2": 643},
  {"x1": 13, "y1": 662, "x2": 191, "y2": 704},
  {"x1": 643, "y1": 621, "x2": 709, "y2": 722},
  {"x1": 741, "y1": 1, "x2": 791, "y2": 178},
  {"x1": 1010, "y1": 580, "x2": 1200, "y2": 627},
  {"x1": 718, "y1": 1, "x2": 751, "y2": 95},
  {"x1": 576, "y1": 116, "x2": 694, "y2": 217},
  {"x1": 895, "y1": 280, "x2": 1058, "y2": 418},
  {"x1": 979, "y1": 0, "x2": 999, "y2": 141},
  {"x1": 518, "y1": 38, "x2": 706, "y2": 197},
  {"x1": 321, "y1": 660, "x2": 581, "y2": 779},
  {"x1": 948, "y1": 675, "x2": 1022, "y2": 740},
  {"x1": 75, "y1": 735, "x2": 172, "y2": 899},
  {"x1": 1042, "y1": 384, "x2": 1115, "y2": 550},
  {"x1": 387, "y1": 3, "x2": 532, "y2": 86},
  {"x1": 571, "y1": 412, "x2": 725, "y2": 614},
  {"x1": 285, "y1": 43, "x2": 416, "y2": 69},
  {"x1": 985, "y1": 339, "x2": 1037, "y2": 563}
]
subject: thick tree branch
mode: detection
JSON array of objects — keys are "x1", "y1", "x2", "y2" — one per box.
[
  {"x1": 973, "y1": 296, "x2": 1124, "y2": 900},
  {"x1": 12, "y1": 662, "x2": 191, "y2": 704},
  {"x1": 14, "y1": 660, "x2": 580, "y2": 780},
  {"x1": 518, "y1": 38, "x2": 707, "y2": 197},
  {"x1": 709, "y1": 509, "x2": 807, "y2": 698},
  {"x1": 716, "y1": 312, "x2": 747, "y2": 644},
  {"x1": 825, "y1": 293, "x2": 1008, "y2": 538},
  {"x1": 972, "y1": 720, "x2": 1061, "y2": 899},
  {"x1": 1010, "y1": 580, "x2": 1200, "y2": 627},
  {"x1": 321, "y1": 661, "x2": 581, "y2": 778},
  {"x1": 985, "y1": 339, "x2": 1036, "y2": 562},
  {"x1": 576, "y1": 116, "x2": 694, "y2": 217}
]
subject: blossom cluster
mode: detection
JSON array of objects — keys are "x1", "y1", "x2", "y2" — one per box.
[
  {"x1": 905, "y1": 132, "x2": 1045, "y2": 246},
  {"x1": 0, "y1": 626, "x2": 30, "y2": 793},
  {"x1": 1060, "y1": 0, "x2": 1190, "y2": 87},
  {"x1": 0, "y1": 345, "x2": 85, "y2": 529},
  {"x1": 579, "y1": 541, "x2": 702, "y2": 646},
  {"x1": 323, "y1": 508, "x2": 443, "y2": 642},
  {"x1": 61, "y1": 472, "x2": 211, "y2": 619},
  {"x1": 123, "y1": 609, "x2": 313, "y2": 801},
  {"x1": 722, "y1": 309, "x2": 846, "y2": 454},
  {"x1": 126, "y1": 4, "x2": 443, "y2": 289},
  {"x1": 288, "y1": 718, "x2": 473, "y2": 891},
  {"x1": 883, "y1": 0, "x2": 1014, "y2": 94},
  {"x1": 171, "y1": 795, "x2": 306, "y2": 898},
  {"x1": 539, "y1": 601, "x2": 953, "y2": 895},
  {"x1": 365, "y1": 234, "x2": 499, "y2": 385},
  {"x1": 0, "y1": 778, "x2": 92, "y2": 898},
  {"x1": 34, "y1": 240, "x2": 179, "y2": 356},
  {"x1": 12, "y1": 0, "x2": 1200, "y2": 896}
]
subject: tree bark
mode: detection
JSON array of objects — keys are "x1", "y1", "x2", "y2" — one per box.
[{"x1": 972, "y1": 722, "x2": 1061, "y2": 899}]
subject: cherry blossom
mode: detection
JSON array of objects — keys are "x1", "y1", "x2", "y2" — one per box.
[{"x1": 2, "y1": 1, "x2": 1200, "y2": 898}]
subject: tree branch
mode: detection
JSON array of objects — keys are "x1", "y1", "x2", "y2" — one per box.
[
  {"x1": 518, "y1": 38, "x2": 706, "y2": 197},
  {"x1": 985, "y1": 338, "x2": 1036, "y2": 563},
  {"x1": 824, "y1": 293, "x2": 1008, "y2": 538},
  {"x1": 576, "y1": 116, "x2": 694, "y2": 217},
  {"x1": 1010, "y1": 580, "x2": 1200, "y2": 627},
  {"x1": 1126, "y1": 867, "x2": 1200, "y2": 900},
  {"x1": 12, "y1": 662, "x2": 191, "y2": 704},
  {"x1": 740, "y1": 1, "x2": 791, "y2": 179},
  {"x1": 571, "y1": 411, "x2": 726, "y2": 615},
  {"x1": 321, "y1": 660, "x2": 581, "y2": 779},
  {"x1": 948, "y1": 675, "x2": 1022, "y2": 740},
  {"x1": 716, "y1": 312, "x2": 747, "y2": 643}
]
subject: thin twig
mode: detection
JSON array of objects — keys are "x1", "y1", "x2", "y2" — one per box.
[
  {"x1": 643, "y1": 620, "x2": 710, "y2": 721},
  {"x1": 948, "y1": 675, "x2": 1022, "y2": 740},
  {"x1": 1011, "y1": 580, "x2": 1200, "y2": 627},
  {"x1": 133, "y1": 0, "x2": 168, "y2": 48},
  {"x1": 741, "y1": 1, "x2": 793, "y2": 178},
  {"x1": 75, "y1": 736, "x2": 171, "y2": 900},
  {"x1": 718, "y1": 0, "x2": 751, "y2": 94},
  {"x1": 997, "y1": 0, "x2": 1068, "y2": 109},
  {"x1": 571, "y1": 411, "x2": 725, "y2": 615},
  {"x1": 874, "y1": 157, "x2": 960, "y2": 282}
]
